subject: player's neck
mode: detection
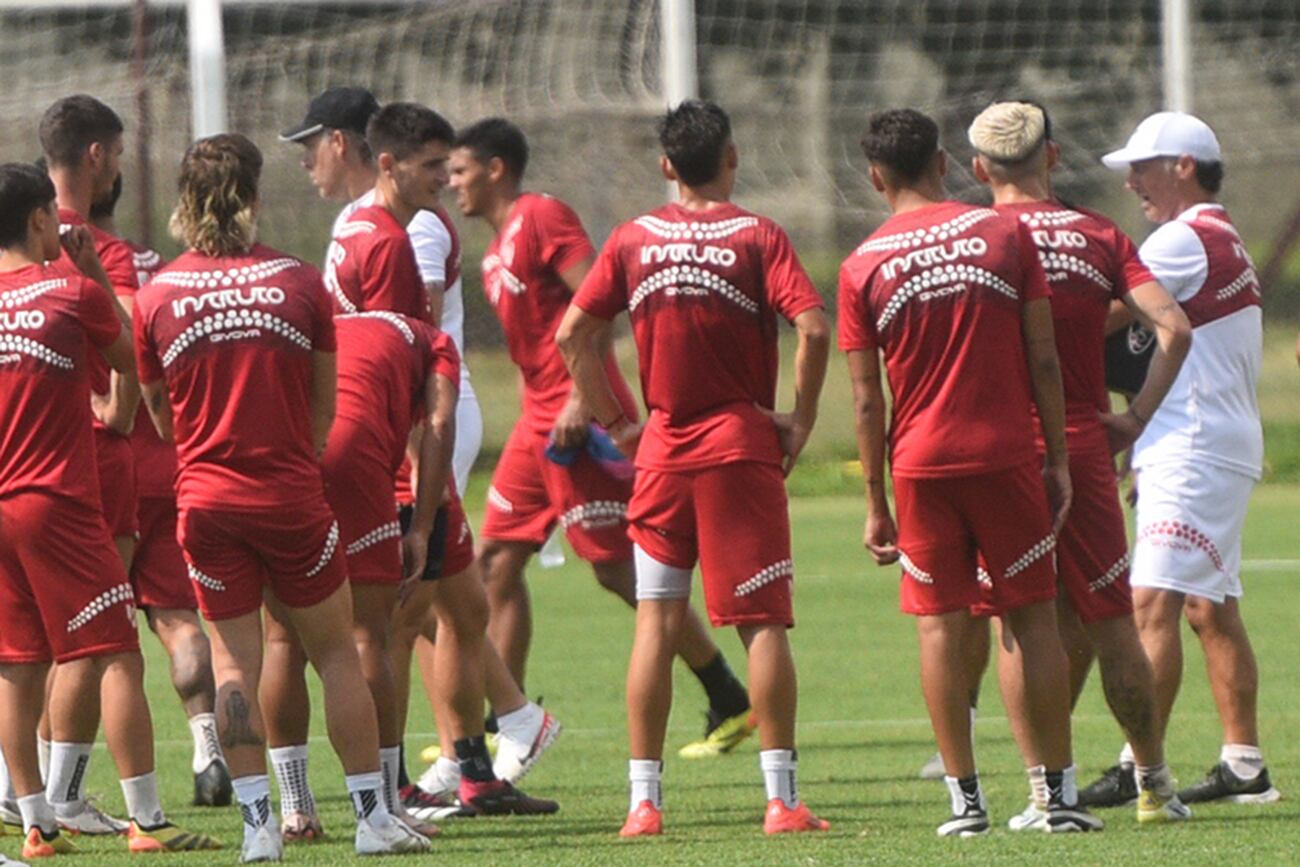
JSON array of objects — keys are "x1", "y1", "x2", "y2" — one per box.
[
  {"x1": 990, "y1": 178, "x2": 1052, "y2": 205},
  {"x1": 50, "y1": 168, "x2": 92, "y2": 221},
  {"x1": 1169, "y1": 189, "x2": 1218, "y2": 217},
  {"x1": 0, "y1": 241, "x2": 43, "y2": 272},
  {"x1": 372, "y1": 181, "x2": 417, "y2": 228},
  {"x1": 485, "y1": 189, "x2": 521, "y2": 234},
  {"x1": 91, "y1": 216, "x2": 117, "y2": 235},
  {"x1": 345, "y1": 165, "x2": 379, "y2": 201},
  {"x1": 887, "y1": 183, "x2": 945, "y2": 216},
  {"x1": 674, "y1": 181, "x2": 732, "y2": 212}
]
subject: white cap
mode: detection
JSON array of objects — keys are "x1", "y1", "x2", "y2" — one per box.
[{"x1": 1101, "y1": 111, "x2": 1221, "y2": 170}]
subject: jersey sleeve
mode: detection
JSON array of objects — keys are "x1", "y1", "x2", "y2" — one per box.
[
  {"x1": 1111, "y1": 226, "x2": 1156, "y2": 299},
  {"x1": 1015, "y1": 222, "x2": 1052, "y2": 303},
  {"x1": 534, "y1": 197, "x2": 595, "y2": 277},
  {"x1": 572, "y1": 229, "x2": 628, "y2": 320},
  {"x1": 79, "y1": 276, "x2": 123, "y2": 349},
  {"x1": 131, "y1": 294, "x2": 164, "y2": 385},
  {"x1": 836, "y1": 258, "x2": 877, "y2": 352},
  {"x1": 408, "y1": 211, "x2": 451, "y2": 287},
  {"x1": 99, "y1": 237, "x2": 141, "y2": 298},
  {"x1": 1138, "y1": 221, "x2": 1208, "y2": 302},
  {"x1": 367, "y1": 234, "x2": 430, "y2": 321},
  {"x1": 427, "y1": 329, "x2": 462, "y2": 386},
  {"x1": 304, "y1": 268, "x2": 338, "y2": 352},
  {"x1": 761, "y1": 222, "x2": 824, "y2": 322}
]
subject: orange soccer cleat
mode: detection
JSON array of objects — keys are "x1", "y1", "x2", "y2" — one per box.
[
  {"x1": 619, "y1": 801, "x2": 663, "y2": 837},
  {"x1": 763, "y1": 799, "x2": 830, "y2": 835}
]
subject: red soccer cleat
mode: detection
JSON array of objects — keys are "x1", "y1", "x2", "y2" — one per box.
[
  {"x1": 619, "y1": 800, "x2": 663, "y2": 837},
  {"x1": 763, "y1": 799, "x2": 830, "y2": 834}
]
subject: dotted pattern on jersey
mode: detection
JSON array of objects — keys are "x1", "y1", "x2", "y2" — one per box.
[
  {"x1": 0, "y1": 276, "x2": 67, "y2": 309},
  {"x1": 1136, "y1": 519, "x2": 1225, "y2": 573},
  {"x1": 337, "y1": 310, "x2": 416, "y2": 345},
  {"x1": 345, "y1": 520, "x2": 402, "y2": 556},
  {"x1": 152, "y1": 258, "x2": 301, "y2": 289},
  {"x1": 1215, "y1": 267, "x2": 1261, "y2": 302},
  {"x1": 187, "y1": 563, "x2": 227, "y2": 592},
  {"x1": 1195, "y1": 213, "x2": 1243, "y2": 240},
  {"x1": 161, "y1": 311, "x2": 312, "y2": 368},
  {"x1": 899, "y1": 551, "x2": 933, "y2": 585},
  {"x1": 1089, "y1": 551, "x2": 1130, "y2": 593},
  {"x1": 734, "y1": 558, "x2": 793, "y2": 597},
  {"x1": 633, "y1": 215, "x2": 759, "y2": 241},
  {"x1": 305, "y1": 521, "x2": 340, "y2": 578},
  {"x1": 559, "y1": 500, "x2": 626, "y2": 530},
  {"x1": 0, "y1": 334, "x2": 74, "y2": 370},
  {"x1": 629, "y1": 264, "x2": 757, "y2": 314},
  {"x1": 1038, "y1": 250, "x2": 1114, "y2": 295},
  {"x1": 487, "y1": 485, "x2": 514, "y2": 513},
  {"x1": 133, "y1": 249, "x2": 162, "y2": 272},
  {"x1": 334, "y1": 220, "x2": 377, "y2": 241},
  {"x1": 1017, "y1": 210, "x2": 1087, "y2": 229},
  {"x1": 66, "y1": 583, "x2": 134, "y2": 632},
  {"x1": 855, "y1": 209, "x2": 997, "y2": 255},
  {"x1": 876, "y1": 264, "x2": 1016, "y2": 331},
  {"x1": 1004, "y1": 534, "x2": 1056, "y2": 578}
]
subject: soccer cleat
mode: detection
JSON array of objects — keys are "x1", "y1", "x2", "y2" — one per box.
[
  {"x1": 619, "y1": 800, "x2": 662, "y2": 837},
  {"x1": 1177, "y1": 762, "x2": 1281, "y2": 805},
  {"x1": 1136, "y1": 790, "x2": 1193, "y2": 824},
  {"x1": 193, "y1": 759, "x2": 233, "y2": 807},
  {"x1": 1044, "y1": 803, "x2": 1104, "y2": 833},
  {"x1": 1, "y1": 853, "x2": 31, "y2": 866},
  {"x1": 400, "y1": 784, "x2": 473, "y2": 820},
  {"x1": 55, "y1": 800, "x2": 129, "y2": 836},
  {"x1": 918, "y1": 751, "x2": 947, "y2": 781},
  {"x1": 127, "y1": 820, "x2": 223, "y2": 852},
  {"x1": 493, "y1": 711, "x2": 562, "y2": 784},
  {"x1": 459, "y1": 779, "x2": 559, "y2": 816},
  {"x1": 416, "y1": 760, "x2": 461, "y2": 799},
  {"x1": 1079, "y1": 762, "x2": 1138, "y2": 808},
  {"x1": 22, "y1": 826, "x2": 77, "y2": 858},
  {"x1": 1, "y1": 799, "x2": 22, "y2": 827},
  {"x1": 936, "y1": 807, "x2": 990, "y2": 837},
  {"x1": 240, "y1": 822, "x2": 283, "y2": 863},
  {"x1": 279, "y1": 811, "x2": 324, "y2": 843},
  {"x1": 678, "y1": 709, "x2": 758, "y2": 760},
  {"x1": 353, "y1": 817, "x2": 430, "y2": 855},
  {"x1": 1006, "y1": 800, "x2": 1048, "y2": 831},
  {"x1": 763, "y1": 799, "x2": 830, "y2": 834},
  {"x1": 395, "y1": 810, "x2": 440, "y2": 839}
]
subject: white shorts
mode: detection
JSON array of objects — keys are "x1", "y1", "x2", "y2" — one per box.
[{"x1": 1131, "y1": 461, "x2": 1254, "y2": 602}]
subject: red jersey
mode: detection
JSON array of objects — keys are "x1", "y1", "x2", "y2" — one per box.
[
  {"x1": 482, "y1": 193, "x2": 633, "y2": 431},
  {"x1": 0, "y1": 264, "x2": 122, "y2": 501},
  {"x1": 576, "y1": 202, "x2": 823, "y2": 470},
  {"x1": 133, "y1": 245, "x2": 336, "y2": 511},
  {"x1": 333, "y1": 312, "x2": 461, "y2": 477},
  {"x1": 838, "y1": 202, "x2": 1051, "y2": 478},
  {"x1": 324, "y1": 204, "x2": 430, "y2": 321},
  {"x1": 997, "y1": 201, "x2": 1152, "y2": 451},
  {"x1": 125, "y1": 242, "x2": 177, "y2": 497}
]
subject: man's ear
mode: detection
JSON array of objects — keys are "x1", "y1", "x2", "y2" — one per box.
[
  {"x1": 971, "y1": 155, "x2": 990, "y2": 184},
  {"x1": 1173, "y1": 154, "x2": 1198, "y2": 181},
  {"x1": 86, "y1": 140, "x2": 105, "y2": 172},
  {"x1": 330, "y1": 128, "x2": 349, "y2": 157},
  {"x1": 935, "y1": 148, "x2": 949, "y2": 178},
  {"x1": 376, "y1": 152, "x2": 395, "y2": 175},
  {"x1": 1045, "y1": 140, "x2": 1061, "y2": 170},
  {"x1": 659, "y1": 154, "x2": 677, "y2": 182},
  {"x1": 724, "y1": 141, "x2": 738, "y2": 171},
  {"x1": 868, "y1": 163, "x2": 887, "y2": 194},
  {"x1": 488, "y1": 155, "x2": 509, "y2": 185}
]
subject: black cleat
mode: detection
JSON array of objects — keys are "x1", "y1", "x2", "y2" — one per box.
[
  {"x1": 1177, "y1": 762, "x2": 1282, "y2": 805},
  {"x1": 460, "y1": 780, "x2": 559, "y2": 816},
  {"x1": 193, "y1": 760, "x2": 233, "y2": 807},
  {"x1": 936, "y1": 807, "x2": 990, "y2": 837},
  {"x1": 1078, "y1": 762, "x2": 1137, "y2": 808},
  {"x1": 1045, "y1": 803, "x2": 1104, "y2": 832}
]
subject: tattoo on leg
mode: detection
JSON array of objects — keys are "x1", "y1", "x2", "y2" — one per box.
[
  {"x1": 1103, "y1": 668, "x2": 1155, "y2": 744},
  {"x1": 220, "y1": 690, "x2": 264, "y2": 749}
]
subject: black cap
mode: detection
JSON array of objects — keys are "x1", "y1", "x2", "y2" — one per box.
[{"x1": 279, "y1": 86, "x2": 380, "y2": 143}]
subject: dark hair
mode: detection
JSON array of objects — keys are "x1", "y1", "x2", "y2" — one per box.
[
  {"x1": 90, "y1": 173, "x2": 124, "y2": 220},
  {"x1": 656, "y1": 100, "x2": 732, "y2": 187},
  {"x1": 39, "y1": 95, "x2": 124, "y2": 168},
  {"x1": 453, "y1": 117, "x2": 528, "y2": 180},
  {"x1": 366, "y1": 102, "x2": 455, "y2": 162},
  {"x1": 0, "y1": 163, "x2": 57, "y2": 248},
  {"x1": 860, "y1": 108, "x2": 940, "y2": 183},
  {"x1": 170, "y1": 133, "x2": 263, "y2": 256},
  {"x1": 1194, "y1": 159, "x2": 1224, "y2": 193}
]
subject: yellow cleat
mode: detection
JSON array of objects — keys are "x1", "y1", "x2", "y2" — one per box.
[
  {"x1": 23, "y1": 826, "x2": 77, "y2": 858},
  {"x1": 678, "y1": 710, "x2": 757, "y2": 759},
  {"x1": 1136, "y1": 790, "x2": 1192, "y2": 824},
  {"x1": 127, "y1": 820, "x2": 223, "y2": 852}
]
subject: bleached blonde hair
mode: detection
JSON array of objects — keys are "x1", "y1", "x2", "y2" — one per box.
[
  {"x1": 169, "y1": 133, "x2": 262, "y2": 256},
  {"x1": 968, "y1": 101, "x2": 1047, "y2": 165}
]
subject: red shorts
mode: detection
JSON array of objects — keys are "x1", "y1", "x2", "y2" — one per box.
[
  {"x1": 130, "y1": 496, "x2": 199, "y2": 611},
  {"x1": 627, "y1": 461, "x2": 793, "y2": 628},
  {"x1": 177, "y1": 498, "x2": 348, "y2": 621},
  {"x1": 481, "y1": 420, "x2": 632, "y2": 564},
  {"x1": 894, "y1": 461, "x2": 1057, "y2": 616},
  {"x1": 971, "y1": 449, "x2": 1132, "y2": 624},
  {"x1": 323, "y1": 441, "x2": 401, "y2": 587},
  {"x1": 0, "y1": 492, "x2": 141, "y2": 664},
  {"x1": 95, "y1": 428, "x2": 138, "y2": 539}
]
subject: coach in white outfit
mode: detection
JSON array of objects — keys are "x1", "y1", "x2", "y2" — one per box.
[{"x1": 1093, "y1": 111, "x2": 1280, "y2": 807}]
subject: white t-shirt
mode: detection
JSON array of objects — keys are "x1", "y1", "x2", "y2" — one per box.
[{"x1": 1132, "y1": 203, "x2": 1263, "y2": 479}]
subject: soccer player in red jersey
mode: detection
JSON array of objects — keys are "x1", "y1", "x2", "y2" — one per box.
[
  {"x1": 133, "y1": 134, "x2": 427, "y2": 860},
  {"x1": 89, "y1": 175, "x2": 232, "y2": 810},
  {"x1": 0, "y1": 163, "x2": 219, "y2": 858},
  {"x1": 557, "y1": 100, "x2": 831, "y2": 836},
  {"x1": 962, "y1": 101, "x2": 1193, "y2": 826},
  {"x1": 839, "y1": 109, "x2": 1097, "y2": 835},
  {"x1": 449, "y1": 118, "x2": 755, "y2": 758}
]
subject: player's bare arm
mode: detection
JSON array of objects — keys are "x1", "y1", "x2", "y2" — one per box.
[
  {"x1": 403, "y1": 372, "x2": 458, "y2": 588},
  {"x1": 425, "y1": 279, "x2": 446, "y2": 327},
  {"x1": 847, "y1": 348, "x2": 898, "y2": 565},
  {"x1": 759, "y1": 307, "x2": 830, "y2": 476},
  {"x1": 140, "y1": 379, "x2": 174, "y2": 442},
  {"x1": 1101, "y1": 282, "x2": 1193, "y2": 453},
  {"x1": 556, "y1": 303, "x2": 640, "y2": 454},
  {"x1": 310, "y1": 350, "x2": 337, "y2": 458},
  {"x1": 1021, "y1": 296, "x2": 1072, "y2": 532},
  {"x1": 552, "y1": 254, "x2": 600, "y2": 448},
  {"x1": 1104, "y1": 297, "x2": 1134, "y2": 335}
]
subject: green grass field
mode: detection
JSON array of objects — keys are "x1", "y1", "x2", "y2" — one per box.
[{"x1": 9, "y1": 482, "x2": 1297, "y2": 865}]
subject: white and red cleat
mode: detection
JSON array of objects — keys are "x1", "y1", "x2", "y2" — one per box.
[
  {"x1": 763, "y1": 799, "x2": 830, "y2": 835},
  {"x1": 619, "y1": 801, "x2": 663, "y2": 837}
]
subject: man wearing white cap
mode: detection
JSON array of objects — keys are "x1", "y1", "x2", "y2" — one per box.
[{"x1": 1083, "y1": 111, "x2": 1280, "y2": 808}]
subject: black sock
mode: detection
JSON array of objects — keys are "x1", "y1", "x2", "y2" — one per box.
[
  {"x1": 484, "y1": 712, "x2": 499, "y2": 735},
  {"x1": 397, "y1": 743, "x2": 411, "y2": 790},
  {"x1": 690, "y1": 652, "x2": 750, "y2": 719},
  {"x1": 957, "y1": 774, "x2": 983, "y2": 813},
  {"x1": 1044, "y1": 769, "x2": 1065, "y2": 805},
  {"x1": 455, "y1": 736, "x2": 496, "y2": 783}
]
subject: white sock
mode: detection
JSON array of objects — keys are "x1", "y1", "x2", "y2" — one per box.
[
  {"x1": 188, "y1": 713, "x2": 224, "y2": 775},
  {"x1": 1026, "y1": 764, "x2": 1048, "y2": 809},
  {"x1": 269, "y1": 744, "x2": 315, "y2": 818},
  {"x1": 379, "y1": 746, "x2": 402, "y2": 815},
  {"x1": 628, "y1": 760, "x2": 662, "y2": 812},
  {"x1": 435, "y1": 756, "x2": 460, "y2": 787},
  {"x1": 1221, "y1": 744, "x2": 1264, "y2": 781},
  {"x1": 759, "y1": 749, "x2": 799, "y2": 809},
  {"x1": 346, "y1": 771, "x2": 392, "y2": 827},
  {"x1": 1118, "y1": 742, "x2": 1136, "y2": 766},
  {"x1": 496, "y1": 702, "x2": 543, "y2": 743},
  {"x1": 1137, "y1": 762, "x2": 1175, "y2": 797},
  {"x1": 44, "y1": 742, "x2": 92, "y2": 816},
  {"x1": 232, "y1": 775, "x2": 273, "y2": 832},
  {"x1": 120, "y1": 772, "x2": 166, "y2": 828},
  {"x1": 37, "y1": 737, "x2": 51, "y2": 783},
  {"x1": 944, "y1": 774, "x2": 984, "y2": 815},
  {"x1": 0, "y1": 750, "x2": 15, "y2": 802},
  {"x1": 17, "y1": 792, "x2": 57, "y2": 835}
]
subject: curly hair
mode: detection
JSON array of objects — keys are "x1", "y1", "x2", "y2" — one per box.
[{"x1": 169, "y1": 133, "x2": 263, "y2": 256}]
